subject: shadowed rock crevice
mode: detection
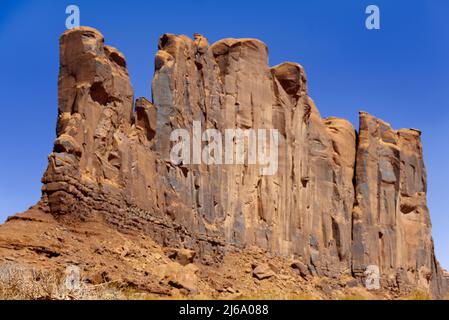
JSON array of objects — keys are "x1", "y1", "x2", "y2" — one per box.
[{"x1": 90, "y1": 82, "x2": 112, "y2": 105}]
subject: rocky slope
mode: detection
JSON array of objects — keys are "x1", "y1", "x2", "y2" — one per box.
[{"x1": 0, "y1": 26, "x2": 447, "y2": 299}]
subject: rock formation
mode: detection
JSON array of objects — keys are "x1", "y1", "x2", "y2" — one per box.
[{"x1": 1, "y1": 26, "x2": 447, "y2": 298}]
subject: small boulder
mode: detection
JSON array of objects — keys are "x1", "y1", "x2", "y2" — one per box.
[
  {"x1": 316, "y1": 280, "x2": 333, "y2": 296},
  {"x1": 345, "y1": 278, "x2": 359, "y2": 288},
  {"x1": 167, "y1": 272, "x2": 198, "y2": 294},
  {"x1": 163, "y1": 262, "x2": 198, "y2": 295},
  {"x1": 290, "y1": 260, "x2": 309, "y2": 279},
  {"x1": 253, "y1": 263, "x2": 275, "y2": 280},
  {"x1": 164, "y1": 248, "x2": 196, "y2": 266}
]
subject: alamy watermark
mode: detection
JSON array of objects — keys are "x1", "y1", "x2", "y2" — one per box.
[
  {"x1": 365, "y1": 5, "x2": 380, "y2": 30},
  {"x1": 170, "y1": 121, "x2": 279, "y2": 176},
  {"x1": 66, "y1": 5, "x2": 80, "y2": 29},
  {"x1": 65, "y1": 5, "x2": 380, "y2": 31}
]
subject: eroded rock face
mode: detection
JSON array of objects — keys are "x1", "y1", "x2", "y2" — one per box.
[
  {"x1": 38, "y1": 27, "x2": 447, "y2": 297},
  {"x1": 352, "y1": 112, "x2": 445, "y2": 295}
]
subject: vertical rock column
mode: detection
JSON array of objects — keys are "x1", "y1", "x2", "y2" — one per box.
[
  {"x1": 352, "y1": 112, "x2": 442, "y2": 294},
  {"x1": 42, "y1": 27, "x2": 135, "y2": 221}
]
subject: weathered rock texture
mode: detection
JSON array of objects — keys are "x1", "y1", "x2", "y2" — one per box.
[
  {"x1": 351, "y1": 113, "x2": 447, "y2": 295},
  {"x1": 9, "y1": 27, "x2": 448, "y2": 298}
]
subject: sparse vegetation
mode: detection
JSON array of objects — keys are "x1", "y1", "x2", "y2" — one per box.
[
  {"x1": 342, "y1": 295, "x2": 367, "y2": 300},
  {"x1": 402, "y1": 291, "x2": 431, "y2": 300},
  {"x1": 0, "y1": 263, "x2": 122, "y2": 300},
  {"x1": 236, "y1": 290, "x2": 317, "y2": 300}
]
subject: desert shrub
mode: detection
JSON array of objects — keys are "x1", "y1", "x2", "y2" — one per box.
[{"x1": 0, "y1": 263, "x2": 122, "y2": 300}]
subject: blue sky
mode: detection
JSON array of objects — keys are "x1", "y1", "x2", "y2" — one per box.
[{"x1": 0, "y1": 0, "x2": 448, "y2": 268}]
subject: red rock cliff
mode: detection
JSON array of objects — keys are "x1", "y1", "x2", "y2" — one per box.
[{"x1": 28, "y1": 27, "x2": 447, "y2": 297}]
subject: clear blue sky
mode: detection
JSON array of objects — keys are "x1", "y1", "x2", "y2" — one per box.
[{"x1": 0, "y1": 0, "x2": 448, "y2": 268}]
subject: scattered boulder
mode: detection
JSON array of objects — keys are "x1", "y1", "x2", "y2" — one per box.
[
  {"x1": 252, "y1": 263, "x2": 275, "y2": 280},
  {"x1": 345, "y1": 278, "x2": 359, "y2": 288},
  {"x1": 164, "y1": 248, "x2": 196, "y2": 266},
  {"x1": 87, "y1": 270, "x2": 110, "y2": 285},
  {"x1": 167, "y1": 272, "x2": 198, "y2": 294},
  {"x1": 163, "y1": 262, "x2": 199, "y2": 295},
  {"x1": 290, "y1": 260, "x2": 309, "y2": 279},
  {"x1": 316, "y1": 280, "x2": 333, "y2": 296}
]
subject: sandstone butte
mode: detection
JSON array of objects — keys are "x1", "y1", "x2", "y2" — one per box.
[{"x1": 0, "y1": 27, "x2": 448, "y2": 299}]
